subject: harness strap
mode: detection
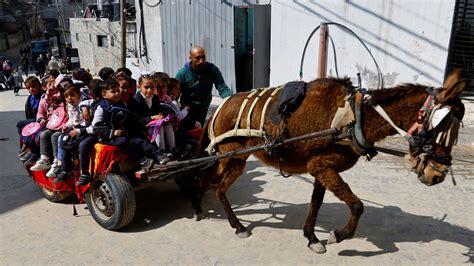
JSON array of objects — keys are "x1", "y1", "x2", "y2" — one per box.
[
  {"x1": 206, "y1": 86, "x2": 283, "y2": 154},
  {"x1": 351, "y1": 92, "x2": 377, "y2": 158},
  {"x1": 208, "y1": 95, "x2": 233, "y2": 145},
  {"x1": 247, "y1": 88, "x2": 270, "y2": 134},
  {"x1": 234, "y1": 88, "x2": 263, "y2": 134},
  {"x1": 372, "y1": 104, "x2": 412, "y2": 142}
]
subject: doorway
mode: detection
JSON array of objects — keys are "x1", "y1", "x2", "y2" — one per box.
[{"x1": 234, "y1": 5, "x2": 271, "y2": 92}]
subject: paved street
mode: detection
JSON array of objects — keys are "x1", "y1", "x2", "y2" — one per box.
[{"x1": 0, "y1": 87, "x2": 473, "y2": 264}]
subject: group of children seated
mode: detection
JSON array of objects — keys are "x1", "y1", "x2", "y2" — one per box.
[{"x1": 17, "y1": 67, "x2": 200, "y2": 186}]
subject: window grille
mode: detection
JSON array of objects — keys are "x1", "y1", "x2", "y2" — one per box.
[{"x1": 446, "y1": 0, "x2": 474, "y2": 94}]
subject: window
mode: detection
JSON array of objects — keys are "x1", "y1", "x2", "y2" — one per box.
[
  {"x1": 446, "y1": 0, "x2": 474, "y2": 94},
  {"x1": 75, "y1": 33, "x2": 79, "y2": 42},
  {"x1": 97, "y1": 35, "x2": 108, "y2": 47}
]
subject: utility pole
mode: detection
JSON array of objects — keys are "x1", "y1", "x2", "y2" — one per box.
[
  {"x1": 317, "y1": 23, "x2": 328, "y2": 79},
  {"x1": 120, "y1": 0, "x2": 126, "y2": 68},
  {"x1": 57, "y1": 0, "x2": 68, "y2": 57}
]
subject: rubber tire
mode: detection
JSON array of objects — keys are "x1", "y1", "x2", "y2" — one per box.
[
  {"x1": 39, "y1": 185, "x2": 73, "y2": 203},
  {"x1": 85, "y1": 173, "x2": 136, "y2": 230}
]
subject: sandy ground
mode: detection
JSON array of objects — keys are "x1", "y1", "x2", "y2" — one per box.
[{"x1": 0, "y1": 88, "x2": 473, "y2": 264}]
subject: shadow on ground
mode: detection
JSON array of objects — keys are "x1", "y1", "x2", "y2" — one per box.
[{"x1": 124, "y1": 158, "x2": 473, "y2": 262}]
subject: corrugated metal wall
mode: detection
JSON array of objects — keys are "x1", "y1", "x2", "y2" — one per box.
[{"x1": 160, "y1": 0, "x2": 260, "y2": 93}]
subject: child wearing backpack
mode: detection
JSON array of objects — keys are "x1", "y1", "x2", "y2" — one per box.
[
  {"x1": 49, "y1": 85, "x2": 88, "y2": 180},
  {"x1": 30, "y1": 75, "x2": 71, "y2": 172},
  {"x1": 17, "y1": 76, "x2": 44, "y2": 164}
]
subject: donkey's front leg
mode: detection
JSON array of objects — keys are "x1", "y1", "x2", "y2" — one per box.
[
  {"x1": 214, "y1": 157, "x2": 251, "y2": 238},
  {"x1": 303, "y1": 178, "x2": 327, "y2": 253},
  {"x1": 319, "y1": 169, "x2": 364, "y2": 244}
]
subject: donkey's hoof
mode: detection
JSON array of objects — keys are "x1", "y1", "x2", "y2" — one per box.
[
  {"x1": 236, "y1": 229, "x2": 251, "y2": 238},
  {"x1": 327, "y1": 230, "x2": 338, "y2": 245},
  {"x1": 194, "y1": 212, "x2": 205, "y2": 221},
  {"x1": 308, "y1": 242, "x2": 326, "y2": 254}
]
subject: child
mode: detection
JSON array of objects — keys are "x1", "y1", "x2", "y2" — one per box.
[
  {"x1": 64, "y1": 79, "x2": 155, "y2": 185},
  {"x1": 54, "y1": 79, "x2": 104, "y2": 184},
  {"x1": 13, "y1": 68, "x2": 24, "y2": 96},
  {"x1": 152, "y1": 72, "x2": 172, "y2": 102},
  {"x1": 98, "y1": 67, "x2": 115, "y2": 81},
  {"x1": 113, "y1": 71, "x2": 135, "y2": 104},
  {"x1": 51, "y1": 85, "x2": 88, "y2": 180},
  {"x1": 167, "y1": 78, "x2": 190, "y2": 122},
  {"x1": 80, "y1": 78, "x2": 104, "y2": 123},
  {"x1": 71, "y1": 67, "x2": 93, "y2": 97},
  {"x1": 17, "y1": 76, "x2": 44, "y2": 163},
  {"x1": 128, "y1": 74, "x2": 176, "y2": 164},
  {"x1": 30, "y1": 75, "x2": 71, "y2": 172}
]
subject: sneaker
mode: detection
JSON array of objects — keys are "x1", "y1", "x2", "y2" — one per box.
[
  {"x1": 46, "y1": 163, "x2": 61, "y2": 178},
  {"x1": 53, "y1": 171, "x2": 70, "y2": 183},
  {"x1": 30, "y1": 159, "x2": 51, "y2": 171},
  {"x1": 139, "y1": 157, "x2": 155, "y2": 173},
  {"x1": 20, "y1": 151, "x2": 32, "y2": 161},
  {"x1": 157, "y1": 153, "x2": 172, "y2": 165},
  {"x1": 25, "y1": 153, "x2": 39, "y2": 166},
  {"x1": 76, "y1": 174, "x2": 91, "y2": 186}
]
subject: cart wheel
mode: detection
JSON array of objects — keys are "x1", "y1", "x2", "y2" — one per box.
[
  {"x1": 39, "y1": 185, "x2": 73, "y2": 203},
  {"x1": 85, "y1": 173, "x2": 136, "y2": 230}
]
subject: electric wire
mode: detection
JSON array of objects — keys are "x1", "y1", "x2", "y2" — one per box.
[
  {"x1": 143, "y1": 0, "x2": 162, "y2": 8},
  {"x1": 328, "y1": 33, "x2": 339, "y2": 78},
  {"x1": 299, "y1": 22, "x2": 384, "y2": 90}
]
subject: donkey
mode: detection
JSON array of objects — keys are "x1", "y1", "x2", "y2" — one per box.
[{"x1": 198, "y1": 69, "x2": 468, "y2": 253}]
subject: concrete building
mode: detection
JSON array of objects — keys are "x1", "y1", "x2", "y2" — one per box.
[
  {"x1": 69, "y1": 0, "x2": 136, "y2": 74},
  {"x1": 68, "y1": 0, "x2": 472, "y2": 91},
  {"x1": 133, "y1": 0, "x2": 472, "y2": 94}
]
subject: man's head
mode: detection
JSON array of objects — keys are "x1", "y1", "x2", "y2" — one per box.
[{"x1": 189, "y1": 46, "x2": 206, "y2": 70}]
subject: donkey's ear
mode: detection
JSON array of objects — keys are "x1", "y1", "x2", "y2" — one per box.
[
  {"x1": 443, "y1": 69, "x2": 462, "y2": 89},
  {"x1": 437, "y1": 79, "x2": 468, "y2": 104}
]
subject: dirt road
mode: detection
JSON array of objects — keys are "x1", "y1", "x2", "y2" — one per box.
[{"x1": 1, "y1": 89, "x2": 473, "y2": 264}]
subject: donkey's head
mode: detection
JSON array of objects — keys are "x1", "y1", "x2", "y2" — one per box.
[{"x1": 409, "y1": 69, "x2": 468, "y2": 186}]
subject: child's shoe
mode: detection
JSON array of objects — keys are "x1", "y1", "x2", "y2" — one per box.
[
  {"x1": 24, "y1": 153, "x2": 39, "y2": 166},
  {"x1": 157, "y1": 153, "x2": 172, "y2": 165},
  {"x1": 76, "y1": 174, "x2": 91, "y2": 186},
  {"x1": 30, "y1": 159, "x2": 51, "y2": 171},
  {"x1": 20, "y1": 151, "x2": 32, "y2": 161},
  {"x1": 139, "y1": 157, "x2": 155, "y2": 173},
  {"x1": 53, "y1": 171, "x2": 70, "y2": 183},
  {"x1": 46, "y1": 163, "x2": 60, "y2": 178}
]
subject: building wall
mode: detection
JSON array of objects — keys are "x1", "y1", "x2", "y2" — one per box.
[
  {"x1": 69, "y1": 18, "x2": 121, "y2": 74},
  {"x1": 132, "y1": 0, "x2": 164, "y2": 74},
  {"x1": 154, "y1": 0, "x2": 269, "y2": 93},
  {"x1": 270, "y1": 0, "x2": 456, "y2": 87}
]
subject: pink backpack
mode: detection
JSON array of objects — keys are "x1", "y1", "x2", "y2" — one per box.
[{"x1": 46, "y1": 104, "x2": 67, "y2": 130}]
